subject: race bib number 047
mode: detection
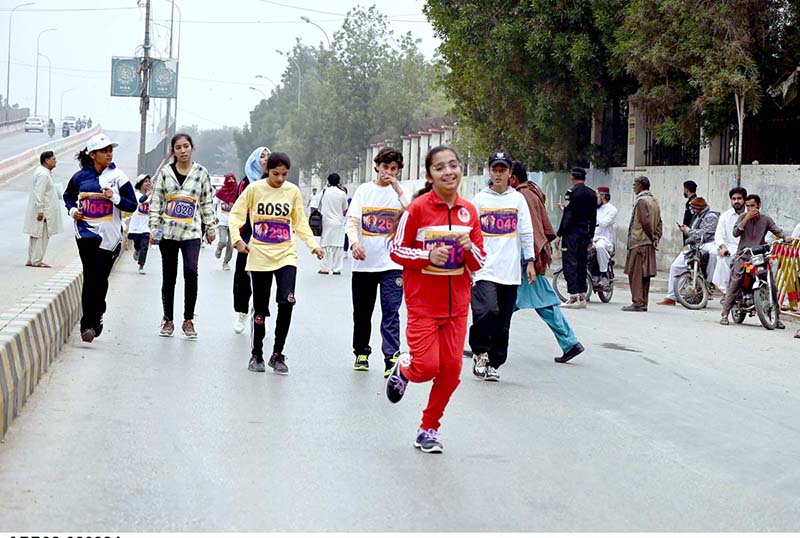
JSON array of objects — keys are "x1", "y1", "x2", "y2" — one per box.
[{"x1": 79, "y1": 192, "x2": 114, "y2": 222}]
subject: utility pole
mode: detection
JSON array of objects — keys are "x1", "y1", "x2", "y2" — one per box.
[
  {"x1": 138, "y1": 0, "x2": 151, "y2": 174},
  {"x1": 164, "y1": 0, "x2": 175, "y2": 143}
]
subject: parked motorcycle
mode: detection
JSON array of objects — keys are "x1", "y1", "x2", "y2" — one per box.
[
  {"x1": 675, "y1": 240, "x2": 713, "y2": 309},
  {"x1": 730, "y1": 243, "x2": 779, "y2": 330},
  {"x1": 553, "y1": 246, "x2": 615, "y2": 303}
]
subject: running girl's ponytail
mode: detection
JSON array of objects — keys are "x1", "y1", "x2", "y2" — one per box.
[
  {"x1": 413, "y1": 180, "x2": 433, "y2": 200},
  {"x1": 75, "y1": 148, "x2": 94, "y2": 170}
]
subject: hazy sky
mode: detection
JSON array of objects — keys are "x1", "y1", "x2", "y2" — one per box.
[{"x1": 2, "y1": 0, "x2": 440, "y2": 132}]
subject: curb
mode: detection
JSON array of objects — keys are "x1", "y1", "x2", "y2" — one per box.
[{"x1": 0, "y1": 261, "x2": 83, "y2": 441}]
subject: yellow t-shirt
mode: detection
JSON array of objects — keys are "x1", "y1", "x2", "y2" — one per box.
[{"x1": 228, "y1": 180, "x2": 319, "y2": 271}]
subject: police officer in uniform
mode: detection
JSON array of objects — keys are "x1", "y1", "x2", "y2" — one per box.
[{"x1": 557, "y1": 167, "x2": 597, "y2": 309}]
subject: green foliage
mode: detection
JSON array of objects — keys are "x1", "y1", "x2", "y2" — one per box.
[
  {"x1": 425, "y1": 0, "x2": 635, "y2": 171},
  {"x1": 178, "y1": 124, "x2": 241, "y2": 176},
  {"x1": 234, "y1": 6, "x2": 449, "y2": 181}
]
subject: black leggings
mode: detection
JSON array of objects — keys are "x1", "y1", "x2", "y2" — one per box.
[
  {"x1": 76, "y1": 237, "x2": 115, "y2": 332},
  {"x1": 233, "y1": 250, "x2": 252, "y2": 314},
  {"x1": 251, "y1": 266, "x2": 296, "y2": 357},
  {"x1": 159, "y1": 238, "x2": 201, "y2": 321},
  {"x1": 129, "y1": 233, "x2": 150, "y2": 266}
]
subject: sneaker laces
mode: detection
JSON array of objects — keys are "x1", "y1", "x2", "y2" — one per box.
[
  {"x1": 388, "y1": 374, "x2": 406, "y2": 395},
  {"x1": 421, "y1": 428, "x2": 439, "y2": 443}
]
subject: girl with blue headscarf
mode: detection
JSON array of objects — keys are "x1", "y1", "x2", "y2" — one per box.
[{"x1": 232, "y1": 146, "x2": 270, "y2": 334}]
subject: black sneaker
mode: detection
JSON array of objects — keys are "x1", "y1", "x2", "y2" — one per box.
[
  {"x1": 385, "y1": 353, "x2": 409, "y2": 403},
  {"x1": 268, "y1": 353, "x2": 289, "y2": 375},
  {"x1": 555, "y1": 342, "x2": 585, "y2": 363},
  {"x1": 248, "y1": 355, "x2": 265, "y2": 372},
  {"x1": 353, "y1": 354, "x2": 369, "y2": 371},
  {"x1": 414, "y1": 428, "x2": 443, "y2": 453},
  {"x1": 93, "y1": 318, "x2": 104, "y2": 338}
]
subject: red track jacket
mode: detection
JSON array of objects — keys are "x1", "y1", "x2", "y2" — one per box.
[{"x1": 390, "y1": 189, "x2": 485, "y2": 318}]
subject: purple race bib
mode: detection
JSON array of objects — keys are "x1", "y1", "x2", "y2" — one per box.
[
  {"x1": 79, "y1": 193, "x2": 114, "y2": 222},
  {"x1": 480, "y1": 208, "x2": 518, "y2": 237},
  {"x1": 164, "y1": 194, "x2": 197, "y2": 223},
  {"x1": 361, "y1": 207, "x2": 400, "y2": 237},
  {"x1": 138, "y1": 201, "x2": 150, "y2": 215},
  {"x1": 422, "y1": 230, "x2": 465, "y2": 275},
  {"x1": 252, "y1": 217, "x2": 292, "y2": 246}
]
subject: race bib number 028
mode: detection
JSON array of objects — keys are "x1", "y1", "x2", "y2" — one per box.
[
  {"x1": 361, "y1": 207, "x2": 400, "y2": 237},
  {"x1": 79, "y1": 192, "x2": 114, "y2": 222},
  {"x1": 480, "y1": 208, "x2": 518, "y2": 237},
  {"x1": 422, "y1": 230, "x2": 464, "y2": 275},
  {"x1": 164, "y1": 194, "x2": 197, "y2": 223},
  {"x1": 252, "y1": 216, "x2": 292, "y2": 246}
]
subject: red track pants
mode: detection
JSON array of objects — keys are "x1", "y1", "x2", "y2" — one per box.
[{"x1": 400, "y1": 314, "x2": 467, "y2": 431}]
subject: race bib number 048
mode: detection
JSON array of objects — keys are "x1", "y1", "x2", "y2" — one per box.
[
  {"x1": 252, "y1": 217, "x2": 292, "y2": 246},
  {"x1": 480, "y1": 208, "x2": 518, "y2": 237},
  {"x1": 79, "y1": 192, "x2": 114, "y2": 222}
]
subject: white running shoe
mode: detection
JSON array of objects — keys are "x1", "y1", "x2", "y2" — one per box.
[{"x1": 233, "y1": 312, "x2": 247, "y2": 334}]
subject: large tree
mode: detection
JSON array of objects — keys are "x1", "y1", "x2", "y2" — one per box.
[{"x1": 424, "y1": 0, "x2": 634, "y2": 171}]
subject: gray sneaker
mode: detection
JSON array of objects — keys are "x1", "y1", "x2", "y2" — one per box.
[
  {"x1": 414, "y1": 428, "x2": 443, "y2": 453},
  {"x1": 484, "y1": 365, "x2": 500, "y2": 382},
  {"x1": 472, "y1": 352, "x2": 488, "y2": 378},
  {"x1": 268, "y1": 353, "x2": 289, "y2": 375}
]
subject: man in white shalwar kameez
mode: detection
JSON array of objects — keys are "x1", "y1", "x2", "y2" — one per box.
[
  {"x1": 318, "y1": 173, "x2": 349, "y2": 275},
  {"x1": 23, "y1": 151, "x2": 63, "y2": 267},
  {"x1": 712, "y1": 187, "x2": 747, "y2": 295}
]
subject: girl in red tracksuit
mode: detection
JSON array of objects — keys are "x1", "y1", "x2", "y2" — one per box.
[{"x1": 385, "y1": 145, "x2": 485, "y2": 454}]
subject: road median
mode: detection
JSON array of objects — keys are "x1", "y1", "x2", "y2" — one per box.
[{"x1": 0, "y1": 261, "x2": 83, "y2": 441}]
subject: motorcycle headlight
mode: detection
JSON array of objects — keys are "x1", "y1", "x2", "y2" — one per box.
[
  {"x1": 750, "y1": 254, "x2": 765, "y2": 266},
  {"x1": 682, "y1": 245, "x2": 692, "y2": 255}
]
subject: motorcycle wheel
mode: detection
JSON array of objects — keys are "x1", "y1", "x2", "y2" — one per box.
[
  {"x1": 754, "y1": 286, "x2": 777, "y2": 330},
  {"x1": 731, "y1": 305, "x2": 746, "y2": 324},
  {"x1": 597, "y1": 282, "x2": 613, "y2": 303},
  {"x1": 675, "y1": 272, "x2": 709, "y2": 310},
  {"x1": 552, "y1": 269, "x2": 568, "y2": 303}
]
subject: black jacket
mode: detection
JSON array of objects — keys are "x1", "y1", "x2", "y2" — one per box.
[{"x1": 557, "y1": 182, "x2": 597, "y2": 237}]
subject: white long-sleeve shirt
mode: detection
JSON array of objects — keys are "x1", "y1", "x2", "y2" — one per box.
[
  {"x1": 715, "y1": 207, "x2": 744, "y2": 251},
  {"x1": 593, "y1": 202, "x2": 617, "y2": 244},
  {"x1": 471, "y1": 186, "x2": 534, "y2": 285}
]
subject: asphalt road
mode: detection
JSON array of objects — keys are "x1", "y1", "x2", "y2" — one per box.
[
  {"x1": 0, "y1": 130, "x2": 152, "y2": 310},
  {"x1": 0, "y1": 129, "x2": 55, "y2": 161},
  {"x1": 0, "y1": 243, "x2": 797, "y2": 531}
]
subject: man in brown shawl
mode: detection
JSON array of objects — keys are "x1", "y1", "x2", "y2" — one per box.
[{"x1": 622, "y1": 176, "x2": 663, "y2": 312}]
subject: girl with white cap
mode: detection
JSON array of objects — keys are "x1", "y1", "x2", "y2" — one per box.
[{"x1": 63, "y1": 133, "x2": 138, "y2": 343}]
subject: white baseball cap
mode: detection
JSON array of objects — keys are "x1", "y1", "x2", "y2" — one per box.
[{"x1": 86, "y1": 133, "x2": 118, "y2": 153}]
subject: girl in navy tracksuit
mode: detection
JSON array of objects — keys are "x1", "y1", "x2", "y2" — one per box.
[{"x1": 63, "y1": 134, "x2": 137, "y2": 343}]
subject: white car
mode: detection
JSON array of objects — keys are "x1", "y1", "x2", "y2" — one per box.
[
  {"x1": 62, "y1": 116, "x2": 76, "y2": 129},
  {"x1": 24, "y1": 117, "x2": 45, "y2": 132}
]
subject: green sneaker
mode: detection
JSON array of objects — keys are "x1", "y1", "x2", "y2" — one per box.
[
  {"x1": 353, "y1": 354, "x2": 369, "y2": 371},
  {"x1": 384, "y1": 352, "x2": 401, "y2": 378}
]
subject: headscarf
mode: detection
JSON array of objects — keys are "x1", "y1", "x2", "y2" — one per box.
[
  {"x1": 215, "y1": 173, "x2": 238, "y2": 204},
  {"x1": 244, "y1": 146, "x2": 270, "y2": 182}
]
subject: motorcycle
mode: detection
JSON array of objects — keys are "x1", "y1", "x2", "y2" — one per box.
[
  {"x1": 62, "y1": 123, "x2": 70, "y2": 138},
  {"x1": 730, "y1": 243, "x2": 779, "y2": 330},
  {"x1": 47, "y1": 124, "x2": 55, "y2": 138},
  {"x1": 553, "y1": 246, "x2": 615, "y2": 303},
  {"x1": 675, "y1": 240, "x2": 713, "y2": 309}
]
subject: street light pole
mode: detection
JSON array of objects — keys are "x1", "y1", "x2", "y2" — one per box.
[
  {"x1": 164, "y1": 0, "x2": 181, "y2": 141},
  {"x1": 5, "y1": 2, "x2": 35, "y2": 121},
  {"x1": 300, "y1": 16, "x2": 331, "y2": 48},
  {"x1": 34, "y1": 27, "x2": 56, "y2": 116},
  {"x1": 249, "y1": 86, "x2": 268, "y2": 100},
  {"x1": 276, "y1": 49, "x2": 302, "y2": 107},
  {"x1": 59, "y1": 87, "x2": 74, "y2": 123},
  {"x1": 255, "y1": 74, "x2": 277, "y2": 88},
  {"x1": 38, "y1": 53, "x2": 52, "y2": 120}
]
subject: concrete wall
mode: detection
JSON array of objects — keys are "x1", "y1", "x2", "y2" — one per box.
[{"x1": 581, "y1": 164, "x2": 800, "y2": 270}]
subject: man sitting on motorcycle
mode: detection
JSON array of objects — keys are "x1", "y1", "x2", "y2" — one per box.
[
  {"x1": 658, "y1": 197, "x2": 719, "y2": 306},
  {"x1": 720, "y1": 194, "x2": 789, "y2": 326},
  {"x1": 592, "y1": 186, "x2": 617, "y2": 287}
]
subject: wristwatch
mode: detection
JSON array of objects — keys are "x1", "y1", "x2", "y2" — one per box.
[{"x1": 524, "y1": 258, "x2": 535, "y2": 263}]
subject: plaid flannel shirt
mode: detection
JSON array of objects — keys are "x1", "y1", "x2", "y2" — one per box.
[{"x1": 149, "y1": 162, "x2": 216, "y2": 241}]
